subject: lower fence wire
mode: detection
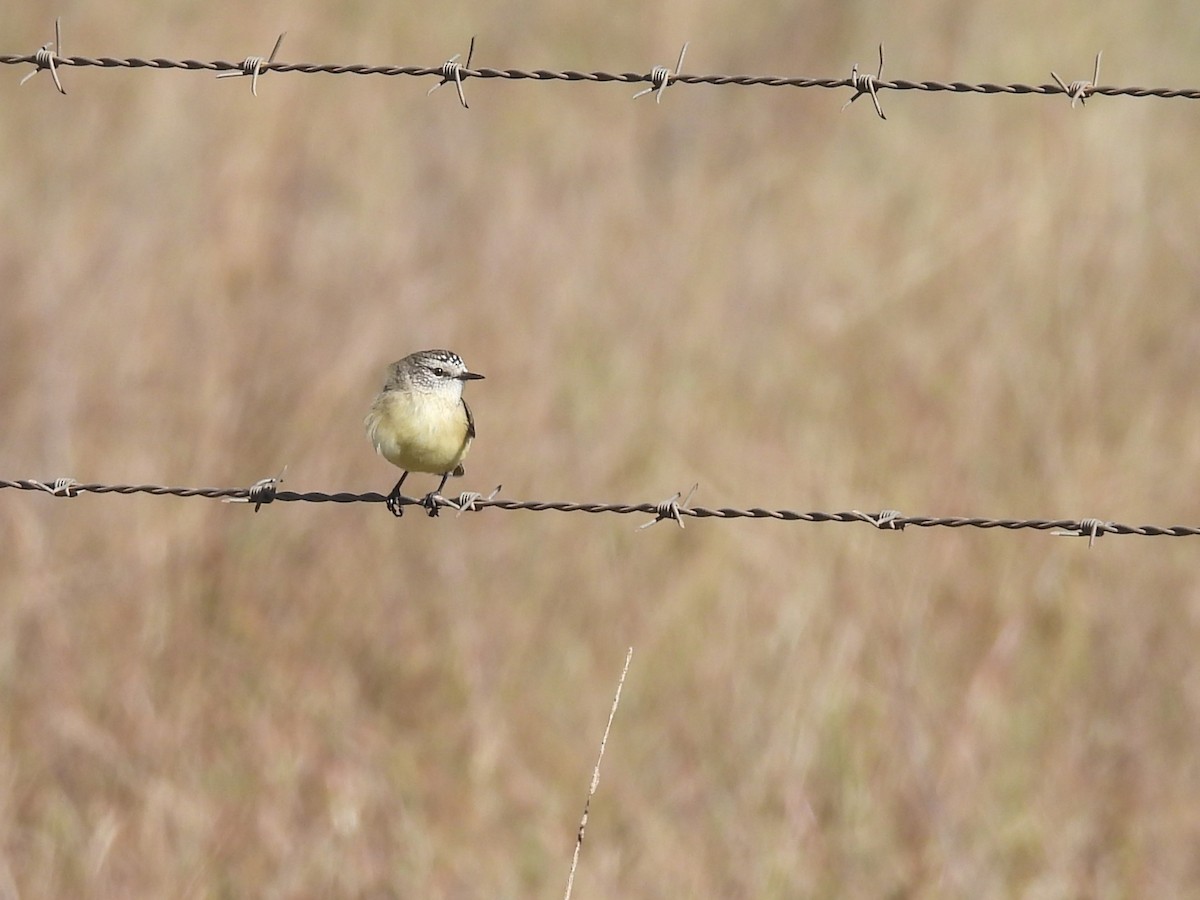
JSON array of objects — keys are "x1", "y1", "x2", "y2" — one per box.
[{"x1": 3, "y1": 477, "x2": 1197, "y2": 540}]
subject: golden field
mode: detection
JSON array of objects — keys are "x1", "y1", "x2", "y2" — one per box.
[{"x1": 2, "y1": 2, "x2": 1200, "y2": 896}]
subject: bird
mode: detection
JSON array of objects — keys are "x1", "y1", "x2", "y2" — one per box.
[{"x1": 365, "y1": 349, "x2": 484, "y2": 517}]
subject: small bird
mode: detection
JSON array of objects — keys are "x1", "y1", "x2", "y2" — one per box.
[{"x1": 365, "y1": 349, "x2": 484, "y2": 517}]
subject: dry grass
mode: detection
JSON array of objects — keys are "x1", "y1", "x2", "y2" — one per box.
[{"x1": 3, "y1": 2, "x2": 1200, "y2": 896}]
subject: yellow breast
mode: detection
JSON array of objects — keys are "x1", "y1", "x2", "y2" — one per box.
[{"x1": 365, "y1": 390, "x2": 472, "y2": 475}]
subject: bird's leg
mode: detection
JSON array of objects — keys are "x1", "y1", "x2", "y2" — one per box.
[
  {"x1": 386, "y1": 471, "x2": 409, "y2": 517},
  {"x1": 422, "y1": 471, "x2": 452, "y2": 518}
]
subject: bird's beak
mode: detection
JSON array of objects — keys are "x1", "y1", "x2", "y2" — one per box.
[{"x1": 459, "y1": 371, "x2": 485, "y2": 381}]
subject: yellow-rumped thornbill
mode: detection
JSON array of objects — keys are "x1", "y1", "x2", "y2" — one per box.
[{"x1": 365, "y1": 349, "x2": 484, "y2": 517}]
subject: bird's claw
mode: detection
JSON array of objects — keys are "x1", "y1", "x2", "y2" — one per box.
[
  {"x1": 386, "y1": 493, "x2": 404, "y2": 517},
  {"x1": 421, "y1": 492, "x2": 444, "y2": 517}
]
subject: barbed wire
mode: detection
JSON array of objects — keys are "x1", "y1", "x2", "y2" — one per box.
[
  {"x1": 3, "y1": 477, "x2": 1197, "y2": 543},
  {"x1": 5, "y1": 23, "x2": 1200, "y2": 115}
]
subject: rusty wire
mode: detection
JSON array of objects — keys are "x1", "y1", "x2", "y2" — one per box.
[
  {"x1": 3, "y1": 478, "x2": 1198, "y2": 540},
  {"x1": 5, "y1": 33, "x2": 1200, "y2": 105}
]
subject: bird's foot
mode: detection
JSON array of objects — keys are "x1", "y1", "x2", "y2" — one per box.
[
  {"x1": 421, "y1": 492, "x2": 445, "y2": 517},
  {"x1": 385, "y1": 493, "x2": 405, "y2": 517}
]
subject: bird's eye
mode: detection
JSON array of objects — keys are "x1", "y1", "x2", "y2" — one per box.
[{"x1": 431, "y1": 367, "x2": 447, "y2": 377}]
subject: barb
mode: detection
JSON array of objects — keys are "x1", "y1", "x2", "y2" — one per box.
[
  {"x1": 563, "y1": 646, "x2": 633, "y2": 900},
  {"x1": 842, "y1": 43, "x2": 886, "y2": 119},
  {"x1": 25, "y1": 477, "x2": 81, "y2": 497},
  {"x1": 638, "y1": 483, "x2": 698, "y2": 530},
  {"x1": 4, "y1": 39, "x2": 1199, "y2": 104},
  {"x1": 633, "y1": 41, "x2": 688, "y2": 103},
  {"x1": 19, "y1": 17, "x2": 66, "y2": 94},
  {"x1": 1051, "y1": 51, "x2": 1102, "y2": 108},
  {"x1": 216, "y1": 31, "x2": 286, "y2": 96},
  {"x1": 3, "y1": 477, "x2": 1200, "y2": 539},
  {"x1": 222, "y1": 466, "x2": 287, "y2": 512},
  {"x1": 427, "y1": 36, "x2": 475, "y2": 108},
  {"x1": 1053, "y1": 517, "x2": 1111, "y2": 548},
  {"x1": 449, "y1": 483, "x2": 503, "y2": 517},
  {"x1": 851, "y1": 508, "x2": 906, "y2": 530}
]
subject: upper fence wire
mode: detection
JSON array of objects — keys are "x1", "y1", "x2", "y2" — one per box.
[{"x1": 4, "y1": 24, "x2": 1200, "y2": 113}]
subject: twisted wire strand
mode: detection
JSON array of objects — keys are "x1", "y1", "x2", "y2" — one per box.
[
  {"x1": 2, "y1": 479, "x2": 1198, "y2": 537},
  {"x1": 3, "y1": 53, "x2": 1200, "y2": 100}
]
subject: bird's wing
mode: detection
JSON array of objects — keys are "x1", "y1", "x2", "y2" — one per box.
[{"x1": 463, "y1": 398, "x2": 476, "y2": 439}]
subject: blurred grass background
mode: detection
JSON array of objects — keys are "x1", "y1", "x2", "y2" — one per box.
[{"x1": 3, "y1": 0, "x2": 1200, "y2": 896}]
